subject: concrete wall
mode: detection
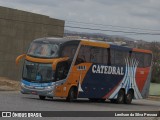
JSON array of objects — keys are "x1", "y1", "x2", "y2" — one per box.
[{"x1": 0, "y1": 6, "x2": 65, "y2": 80}]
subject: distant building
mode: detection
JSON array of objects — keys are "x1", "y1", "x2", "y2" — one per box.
[{"x1": 0, "y1": 6, "x2": 65, "y2": 80}]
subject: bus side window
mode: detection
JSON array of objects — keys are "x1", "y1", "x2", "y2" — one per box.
[
  {"x1": 75, "y1": 46, "x2": 85, "y2": 65},
  {"x1": 132, "y1": 52, "x2": 144, "y2": 67},
  {"x1": 102, "y1": 49, "x2": 108, "y2": 64},
  {"x1": 61, "y1": 45, "x2": 77, "y2": 59},
  {"x1": 75, "y1": 46, "x2": 91, "y2": 65},
  {"x1": 110, "y1": 49, "x2": 115, "y2": 65},
  {"x1": 110, "y1": 49, "x2": 129, "y2": 66},
  {"x1": 90, "y1": 47, "x2": 103, "y2": 63},
  {"x1": 144, "y1": 54, "x2": 152, "y2": 67}
]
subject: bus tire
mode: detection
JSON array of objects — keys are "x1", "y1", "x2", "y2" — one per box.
[
  {"x1": 125, "y1": 90, "x2": 133, "y2": 104},
  {"x1": 116, "y1": 89, "x2": 125, "y2": 104},
  {"x1": 39, "y1": 95, "x2": 46, "y2": 100},
  {"x1": 66, "y1": 87, "x2": 77, "y2": 102}
]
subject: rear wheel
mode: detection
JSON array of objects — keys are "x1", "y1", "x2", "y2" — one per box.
[
  {"x1": 66, "y1": 87, "x2": 77, "y2": 102},
  {"x1": 39, "y1": 95, "x2": 46, "y2": 100},
  {"x1": 125, "y1": 91, "x2": 133, "y2": 104},
  {"x1": 116, "y1": 89, "x2": 125, "y2": 104}
]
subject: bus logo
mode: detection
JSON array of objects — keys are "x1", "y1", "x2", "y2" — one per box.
[
  {"x1": 92, "y1": 65, "x2": 124, "y2": 75},
  {"x1": 2, "y1": 112, "x2": 11, "y2": 117}
]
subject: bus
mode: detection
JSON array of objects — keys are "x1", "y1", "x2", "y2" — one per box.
[{"x1": 16, "y1": 37, "x2": 152, "y2": 104}]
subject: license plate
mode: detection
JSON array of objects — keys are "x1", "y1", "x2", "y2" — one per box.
[{"x1": 31, "y1": 91, "x2": 37, "y2": 94}]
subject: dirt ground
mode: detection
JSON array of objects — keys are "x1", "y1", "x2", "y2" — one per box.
[{"x1": 0, "y1": 77, "x2": 20, "y2": 91}]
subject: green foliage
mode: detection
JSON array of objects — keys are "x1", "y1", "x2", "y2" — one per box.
[
  {"x1": 151, "y1": 65, "x2": 160, "y2": 83},
  {"x1": 149, "y1": 42, "x2": 160, "y2": 83}
]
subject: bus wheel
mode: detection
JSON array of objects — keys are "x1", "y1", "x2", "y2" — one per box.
[
  {"x1": 116, "y1": 89, "x2": 125, "y2": 104},
  {"x1": 39, "y1": 95, "x2": 46, "y2": 100},
  {"x1": 66, "y1": 87, "x2": 77, "y2": 102},
  {"x1": 125, "y1": 91, "x2": 133, "y2": 104}
]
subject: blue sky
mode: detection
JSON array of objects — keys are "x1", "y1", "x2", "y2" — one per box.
[{"x1": 0, "y1": 0, "x2": 160, "y2": 42}]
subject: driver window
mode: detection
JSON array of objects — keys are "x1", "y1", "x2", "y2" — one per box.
[{"x1": 56, "y1": 62, "x2": 69, "y2": 81}]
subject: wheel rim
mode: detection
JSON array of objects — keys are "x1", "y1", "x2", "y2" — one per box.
[
  {"x1": 126, "y1": 93, "x2": 132, "y2": 103},
  {"x1": 127, "y1": 94, "x2": 131, "y2": 100},
  {"x1": 117, "y1": 90, "x2": 124, "y2": 103},
  {"x1": 70, "y1": 90, "x2": 74, "y2": 100}
]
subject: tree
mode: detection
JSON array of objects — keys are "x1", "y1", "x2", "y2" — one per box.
[{"x1": 148, "y1": 42, "x2": 160, "y2": 83}]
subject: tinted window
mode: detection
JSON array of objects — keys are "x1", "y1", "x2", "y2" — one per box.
[
  {"x1": 61, "y1": 44, "x2": 77, "y2": 59},
  {"x1": 75, "y1": 45, "x2": 108, "y2": 64},
  {"x1": 23, "y1": 60, "x2": 55, "y2": 82},
  {"x1": 102, "y1": 49, "x2": 108, "y2": 64},
  {"x1": 28, "y1": 42, "x2": 59, "y2": 58},
  {"x1": 132, "y1": 52, "x2": 144, "y2": 67},
  {"x1": 111, "y1": 49, "x2": 129, "y2": 65},
  {"x1": 56, "y1": 62, "x2": 69, "y2": 81},
  {"x1": 132, "y1": 52, "x2": 152, "y2": 67},
  {"x1": 144, "y1": 54, "x2": 152, "y2": 67},
  {"x1": 90, "y1": 47, "x2": 103, "y2": 63}
]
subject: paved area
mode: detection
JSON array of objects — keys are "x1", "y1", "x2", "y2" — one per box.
[{"x1": 0, "y1": 91, "x2": 159, "y2": 120}]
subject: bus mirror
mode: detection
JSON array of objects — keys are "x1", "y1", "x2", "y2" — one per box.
[
  {"x1": 16, "y1": 54, "x2": 26, "y2": 65},
  {"x1": 52, "y1": 63, "x2": 56, "y2": 70},
  {"x1": 52, "y1": 57, "x2": 69, "y2": 70}
]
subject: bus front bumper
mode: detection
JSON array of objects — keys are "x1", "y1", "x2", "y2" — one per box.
[{"x1": 21, "y1": 85, "x2": 54, "y2": 97}]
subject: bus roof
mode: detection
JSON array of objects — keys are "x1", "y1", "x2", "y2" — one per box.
[
  {"x1": 33, "y1": 37, "x2": 81, "y2": 44},
  {"x1": 33, "y1": 37, "x2": 152, "y2": 54},
  {"x1": 132, "y1": 48, "x2": 152, "y2": 54}
]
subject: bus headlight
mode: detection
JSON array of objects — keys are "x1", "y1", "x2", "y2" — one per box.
[
  {"x1": 21, "y1": 83, "x2": 25, "y2": 87},
  {"x1": 45, "y1": 86, "x2": 54, "y2": 89}
]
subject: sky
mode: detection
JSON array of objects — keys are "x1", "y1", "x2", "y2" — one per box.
[{"x1": 0, "y1": 0, "x2": 160, "y2": 42}]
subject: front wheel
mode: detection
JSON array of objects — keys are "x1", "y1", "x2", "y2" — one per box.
[
  {"x1": 39, "y1": 95, "x2": 46, "y2": 100},
  {"x1": 116, "y1": 89, "x2": 125, "y2": 104},
  {"x1": 66, "y1": 87, "x2": 77, "y2": 102}
]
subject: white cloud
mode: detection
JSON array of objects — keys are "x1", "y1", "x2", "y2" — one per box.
[{"x1": 0, "y1": 0, "x2": 160, "y2": 41}]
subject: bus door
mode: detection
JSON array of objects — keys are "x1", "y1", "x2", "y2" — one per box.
[
  {"x1": 54, "y1": 61, "x2": 70, "y2": 97},
  {"x1": 73, "y1": 45, "x2": 93, "y2": 98}
]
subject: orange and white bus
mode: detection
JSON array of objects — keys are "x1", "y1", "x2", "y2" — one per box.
[{"x1": 16, "y1": 37, "x2": 152, "y2": 104}]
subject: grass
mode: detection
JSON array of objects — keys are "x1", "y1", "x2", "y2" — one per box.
[
  {"x1": 0, "y1": 77, "x2": 20, "y2": 90},
  {"x1": 149, "y1": 83, "x2": 160, "y2": 96}
]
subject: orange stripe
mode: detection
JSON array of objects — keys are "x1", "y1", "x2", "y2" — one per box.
[
  {"x1": 26, "y1": 55, "x2": 69, "y2": 70},
  {"x1": 26, "y1": 55, "x2": 53, "y2": 63},
  {"x1": 133, "y1": 48, "x2": 152, "y2": 54},
  {"x1": 80, "y1": 40, "x2": 110, "y2": 48},
  {"x1": 25, "y1": 55, "x2": 68, "y2": 63}
]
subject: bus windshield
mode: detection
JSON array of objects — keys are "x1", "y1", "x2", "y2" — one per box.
[
  {"x1": 27, "y1": 42, "x2": 59, "y2": 58},
  {"x1": 23, "y1": 60, "x2": 55, "y2": 82}
]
